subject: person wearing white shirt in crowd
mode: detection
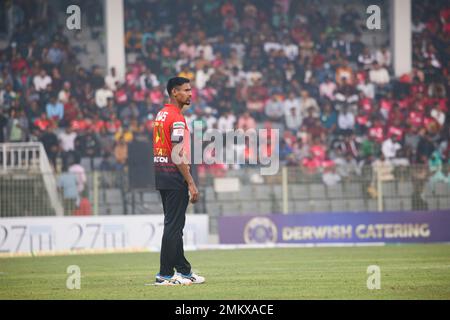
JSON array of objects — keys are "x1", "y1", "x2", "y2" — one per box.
[
  {"x1": 263, "y1": 35, "x2": 282, "y2": 54},
  {"x1": 69, "y1": 161, "x2": 87, "y2": 196},
  {"x1": 196, "y1": 39, "x2": 214, "y2": 61},
  {"x1": 322, "y1": 165, "x2": 342, "y2": 186},
  {"x1": 265, "y1": 94, "x2": 284, "y2": 122},
  {"x1": 203, "y1": 107, "x2": 218, "y2": 130},
  {"x1": 285, "y1": 105, "x2": 303, "y2": 131},
  {"x1": 195, "y1": 65, "x2": 215, "y2": 90},
  {"x1": 430, "y1": 105, "x2": 446, "y2": 128},
  {"x1": 58, "y1": 126, "x2": 77, "y2": 152},
  {"x1": 95, "y1": 84, "x2": 114, "y2": 108},
  {"x1": 357, "y1": 77, "x2": 375, "y2": 99},
  {"x1": 217, "y1": 111, "x2": 236, "y2": 133},
  {"x1": 283, "y1": 91, "x2": 300, "y2": 113},
  {"x1": 334, "y1": 153, "x2": 362, "y2": 178},
  {"x1": 33, "y1": 69, "x2": 52, "y2": 92},
  {"x1": 319, "y1": 77, "x2": 337, "y2": 101},
  {"x1": 105, "y1": 67, "x2": 120, "y2": 91},
  {"x1": 299, "y1": 90, "x2": 320, "y2": 118},
  {"x1": 246, "y1": 65, "x2": 263, "y2": 86},
  {"x1": 382, "y1": 136, "x2": 402, "y2": 160},
  {"x1": 375, "y1": 47, "x2": 391, "y2": 68},
  {"x1": 226, "y1": 67, "x2": 246, "y2": 88},
  {"x1": 369, "y1": 62, "x2": 390, "y2": 85},
  {"x1": 337, "y1": 105, "x2": 355, "y2": 134},
  {"x1": 58, "y1": 81, "x2": 71, "y2": 104},
  {"x1": 282, "y1": 38, "x2": 299, "y2": 61},
  {"x1": 139, "y1": 68, "x2": 160, "y2": 90}
]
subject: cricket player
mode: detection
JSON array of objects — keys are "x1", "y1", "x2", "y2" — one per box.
[{"x1": 153, "y1": 77, "x2": 205, "y2": 286}]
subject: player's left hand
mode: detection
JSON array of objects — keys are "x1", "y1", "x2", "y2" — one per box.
[{"x1": 188, "y1": 182, "x2": 199, "y2": 203}]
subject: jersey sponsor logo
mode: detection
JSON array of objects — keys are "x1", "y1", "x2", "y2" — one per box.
[
  {"x1": 155, "y1": 147, "x2": 169, "y2": 156},
  {"x1": 154, "y1": 122, "x2": 166, "y2": 144},
  {"x1": 154, "y1": 156, "x2": 169, "y2": 163}
]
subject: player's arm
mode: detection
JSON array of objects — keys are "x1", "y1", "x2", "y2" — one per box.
[{"x1": 171, "y1": 122, "x2": 199, "y2": 203}]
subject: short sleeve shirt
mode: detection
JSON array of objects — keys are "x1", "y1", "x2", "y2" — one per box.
[{"x1": 153, "y1": 104, "x2": 190, "y2": 190}]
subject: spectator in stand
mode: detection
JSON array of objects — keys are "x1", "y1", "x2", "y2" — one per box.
[
  {"x1": 265, "y1": 94, "x2": 284, "y2": 123},
  {"x1": 337, "y1": 104, "x2": 355, "y2": 136},
  {"x1": 417, "y1": 130, "x2": 436, "y2": 162},
  {"x1": 336, "y1": 59, "x2": 355, "y2": 86},
  {"x1": 58, "y1": 168, "x2": 79, "y2": 215},
  {"x1": 382, "y1": 136, "x2": 402, "y2": 160},
  {"x1": 358, "y1": 47, "x2": 375, "y2": 70},
  {"x1": 26, "y1": 100, "x2": 42, "y2": 126},
  {"x1": 217, "y1": 110, "x2": 236, "y2": 134},
  {"x1": 357, "y1": 77, "x2": 375, "y2": 100},
  {"x1": 246, "y1": 78, "x2": 268, "y2": 117},
  {"x1": 95, "y1": 83, "x2": 114, "y2": 109},
  {"x1": 114, "y1": 136, "x2": 128, "y2": 170},
  {"x1": 6, "y1": 109, "x2": 29, "y2": 142},
  {"x1": 59, "y1": 125, "x2": 77, "y2": 169},
  {"x1": 299, "y1": 89, "x2": 320, "y2": 118},
  {"x1": 322, "y1": 164, "x2": 342, "y2": 186},
  {"x1": 114, "y1": 124, "x2": 134, "y2": 143},
  {"x1": 335, "y1": 152, "x2": 362, "y2": 180},
  {"x1": 0, "y1": 109, "x2": 8, "y2": 143},
  {"x1": 237, "y1": 111, "x2": 256, "y2": 131},
  {"x1": 375, "y1": 46, "x2": 392, "y2": 68},
  {"x1": 39, "y1": 124, "x2": 59, "y2": 168},
  {"x1": 105, "y1": 67, "x2": 120, "y2": 91},
  {"x1": 68, "y1": 157, "x2": 87, "y2": 202},
  {"x1": 139, "y1": 67, "x2": 160, "y2": 91},
  {"x1": 33, "y1": 68, "x2": 52, "y2": 92},
  {"x1": 319, "y1": 76, "x2": 337, "y2": 101},
  {"x1": 120, "y1": 101, "x2": 140, "y2": 126},
  {"x1": 203, "y1": 107, "x2": 218, "y2": 130},
  {"x1": 284, "y1": 102, "x2": 303, "y2": 133},
  {"x1": 45, "y1": 96, "x2": 64, "y2": 122},
  {"x1": 57, "y1": 81, "x2": 72, "y2": 105},
  {"x1": 320, "y1": 102, "x2": 338, "y2": 137},
  {"x1": 369, "y1": 62, "x2": 391, "y2": 97}
]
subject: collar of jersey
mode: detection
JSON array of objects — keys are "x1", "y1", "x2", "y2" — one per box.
[{"x1": 164, "y1": 104, "x2": 182, "y2": 114}]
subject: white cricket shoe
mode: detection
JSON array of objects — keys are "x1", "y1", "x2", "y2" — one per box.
[
  {"x1": 154, "y1": 273, "x2": 192, "y2": 286},
  {"x1": 177, "y1": 272, "x2": 205, "y2": 284}
]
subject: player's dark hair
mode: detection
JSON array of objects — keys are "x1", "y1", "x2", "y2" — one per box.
[{"x1": 166, "y1": 77, "x2": 190, "y2": 96}]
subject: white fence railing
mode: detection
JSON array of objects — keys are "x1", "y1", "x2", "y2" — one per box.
[{"x1": 0, "y1": 142, "x2": 63, "y2": 216}]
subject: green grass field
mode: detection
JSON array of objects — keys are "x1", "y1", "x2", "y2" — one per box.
[{"x1": 1, "y1": 244, "x2": 450, "y2": 299}]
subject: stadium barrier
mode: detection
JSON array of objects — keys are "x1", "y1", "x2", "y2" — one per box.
[
  {"x1": 218, "y1": 210, "x2": 450, "y2": 245},
  {"x1": 0, "y1": 214, "x2": 208, "y2": 257},
  {"x1": 0, "y1": 162, "x2": 449, "y2": 218}
]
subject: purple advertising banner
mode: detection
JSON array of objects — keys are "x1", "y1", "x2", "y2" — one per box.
[{"x1": 218, "y1": 210, "x2": 450, "y2": 244}]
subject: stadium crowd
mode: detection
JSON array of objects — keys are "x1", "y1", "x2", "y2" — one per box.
[{"x1": 0, "y1": 0, "x2": 449, "y2": 188}]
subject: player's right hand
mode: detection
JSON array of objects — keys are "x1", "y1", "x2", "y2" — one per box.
[{"x1": 188, "y1": 182, "x2": 199, "y2": 203}]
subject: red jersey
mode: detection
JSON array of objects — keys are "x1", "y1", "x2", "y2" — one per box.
[{"x1": 153, "y1": 104, "x2": 190, "y2": 190}]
